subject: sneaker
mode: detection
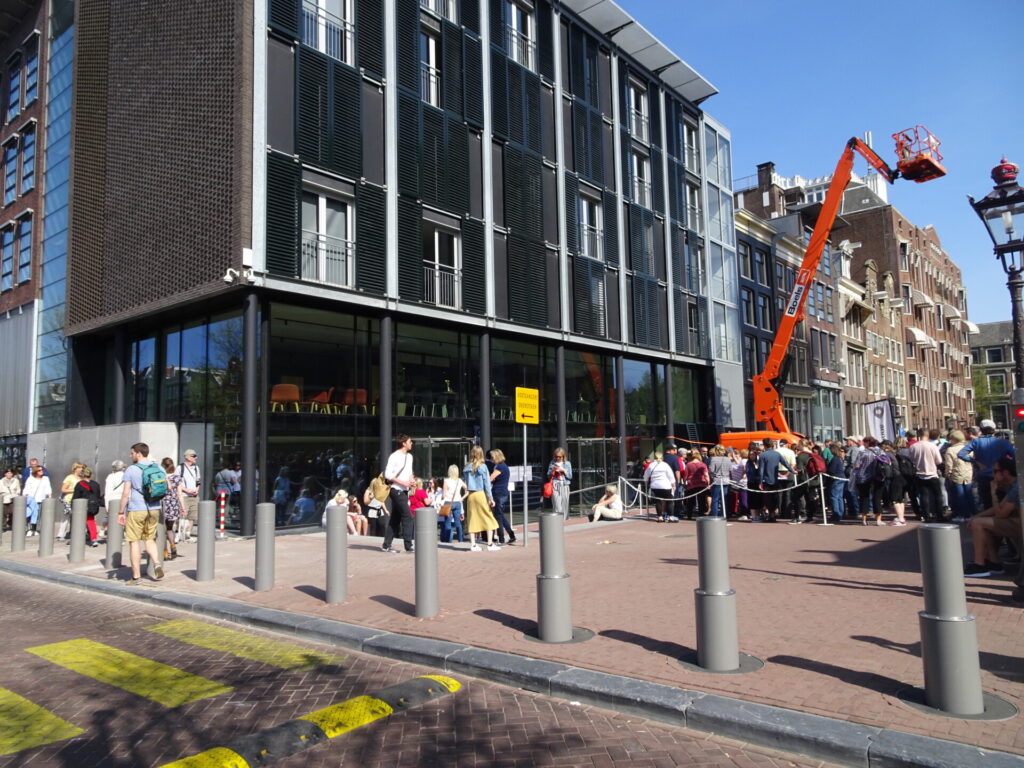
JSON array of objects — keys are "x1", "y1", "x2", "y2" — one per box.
[
  {"x1": 667, "y1": 516, "x2": 680, "y2": 522},
  {"x1": 889, "y1": 520, "x2": 907, "y2": 527},
  {"x1": 876, "y1": 519, "x2": 886, "y2": 526},
  {"x1": 964, "y1": 563, "x2": 992, "y2": 578},
  {"x1": 153, "y1": 565, "x2": 164, "y2": 580},
  {"x1": 950, "y1": 516, "x2": 965, "y2": 523},
  {"x1": 470, "y1": 545, "x2": 482, "y2": 552},
  {"x1": 750, "y1": 516, "x2": 762, "y2": 522},
  {"x1": 487, "y1": 544, "x2": 500, "y2": 551},
  {"x1": 787, "y1": 519, "x2": 803, "y2": 525},
  {"x1": 126, "y1": 578, "x2": 143, "y2": 586},
  {"x1": 90, "y1": 541, "x2": 99, "y2": 548},
  {"x1": 986, "y1": 560, "x2": 1005, "y2": 575},
  {"x1": 738, "y1": 515, "x2": 749, "y2": 521},
  {"x1": 386, "y1": 547, "x2": 401, "y2": 554}
]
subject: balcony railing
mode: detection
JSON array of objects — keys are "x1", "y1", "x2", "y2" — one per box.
[
  {"x1": 629, "y1": 108, "x2": 648, "y2": 143},
  {"x1": 420, "y1": 0, "x2": 456, "y2": 22},
  {"x1": 423, "y1": 261, "x2": 460, "y2": 309},
  {"x1": 506, "y1": 26, "x2": 535, "y2": 70},
  {"x1": 420, "y1": 62, "x2": 440, "y2": 107},
  {"x1": 579, "y1": 224, "x2": 603, "y2": 261},
  {"x1": 301, "y1": 0, "x2": 354, "y2": 64},
  {"x1": 301, "y1": 231, "x2": 354, "y2": 287}
]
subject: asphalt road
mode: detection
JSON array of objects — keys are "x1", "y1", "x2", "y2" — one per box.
[{"x1": 0, "y1": 571, "x2": 837, "y2": 768}]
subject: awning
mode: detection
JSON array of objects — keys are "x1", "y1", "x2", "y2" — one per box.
[
  {"x1": 844, "y1": 296, "x2": 873, "y2": 318},
  {"x1": 906, "y1": 326, "x2": 937, "y2": 348},
  {"x1": 960, "y1": 319, "x2": 980, "y2": 334},
  {"x1": 912, "y1": 289, "x2": 935, "y2": 308},
  {"x1": 942, "y1": 303, "x2": 962, "y2": 319}
]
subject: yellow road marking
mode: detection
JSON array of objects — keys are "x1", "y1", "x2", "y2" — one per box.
[
  {"x1": 26, "y1": 639, "x2": 232, "y2": 708},
  {"x1": 421, "y1": 674, "x2": 461, "y2": 693},
  {"x1": 158, "y1": 746, "x2": 249, "y2": 768},
  {"x1": 0, "y1": 687, "x2": 84, "y2": 756},
  {"x1": 144, "y1": 619, "x2": 346, "y2": 670},
  {"x1": 299, "y1": 694, "x2": 393, "y2": 738}
]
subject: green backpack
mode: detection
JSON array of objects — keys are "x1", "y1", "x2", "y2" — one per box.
[{"x1": 137, "y1": 462, "x2": 169, "y2": 504}]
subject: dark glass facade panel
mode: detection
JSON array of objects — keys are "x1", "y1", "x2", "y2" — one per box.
[
  {"x1": 622, "y1": 358, "x2": 663, "y2": 429},
  {"x1": 563, "y1": 348, "x2": 618, "y2": 500},
  {"x1": 131, "y1": 337, "x2": 158, "y2": 421},
  {"x1": 395, "y1": 323, "x2": 479, "y2": 425},
  {"x1": 489, "y1": 336, "x2": 557, "y2": 470}
]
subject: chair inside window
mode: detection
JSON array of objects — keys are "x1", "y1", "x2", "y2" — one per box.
[
  {"x1": 307, "y1": 387, "x2": 335, "y2": 414},
  {"x1": 270, "y1": 383, "x2": 301, "y2": 412}
]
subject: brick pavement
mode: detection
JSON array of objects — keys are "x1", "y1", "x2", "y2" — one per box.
[
  {"x1": 2, "y1": 515, "x2": 1022, "y2": 757},
  {"x1": 0, "y1": 572, "x2": 834, "y2": 768}
]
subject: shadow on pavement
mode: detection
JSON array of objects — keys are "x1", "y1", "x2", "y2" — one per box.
[
  {"x1": 599, "y1": 628, "x2": 695, "y2": 661},
  {"x1": 233, "y1": 575, "x2": 256, "y2": 590},
  {"x1": 295, "y1": 584, "x2": 326, "y2": 601},
  {"x1": 852, "y1": 635, "x2": 1024, "y2": 683},
  {"x1": 768, "y1": 654, "x2": 907, "y2": 696},
  {"x1": 474, "y1": 608, "x2": 537, "y2": 635},
  {"x1": 370, "y1": 594, "x2": 416, "y2": 616}
]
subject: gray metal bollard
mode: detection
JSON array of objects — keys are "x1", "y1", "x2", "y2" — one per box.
[
  {"x1": 68, "y1": 499, "x2": 88, "y2": 563},
  {"x1": 536, "y1": 511, "x2": 572, "y2": 642},
  {"x1": 105, "y1": 500, "x2": 123, "y2": 570},
  {"x1": 918, "y1": 524, "x2": 985, "y2": 715},
  {"x1": 254, "y1": 502, "x2": 275, "y2": 591},
  {"x1": 414, "y1": 506, "x2": 438, "y2": 618},
  {"x1": 11, "y1": 496, "x2": 26, "y2": 552},
  {"x1": 156, "y1": 517, "x2": 166, "y2": 563},
  {"x1": 694, "y1": 516, "x2": 740, "y2": 672},
  {"x1": 196, "y1": 500, "x2": 215, "y2": 582},
  {"x1": 325, "y1": 504, "x2": 347, "y2": 604},
  {"x1": 38, "y1": 498, "x2": 56, "y2": 557}
]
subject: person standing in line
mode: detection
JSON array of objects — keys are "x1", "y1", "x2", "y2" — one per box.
[
  {"x1": 745, "y1": 442, "x2": 764, "y2": 522},
  {"x1": 644, "y1": 452, "x2": 676, "y2": 522},
  {"x1": 944, "y1": 430, "x2": 975, "y2": 523},
  {"x1": 547, "y1": 447, "x2": 573, "y2": 520},
  {"x1": 22, "y1": 465, "x2": 51, "y2": 536},
  {"x1": 382, "y1": 434, "x2": 415, "y2": 554},
  {"x1": 958, "y1": 418, "x2": 1015, "y2": 512},
  {"x1": 728, "y1": 449, "x2": 748, "y2": 519},
  {"x1": 119, "y1": 443, "x2": 165, "y2": 586},
  {"x1": 908, "y1": 428, "x2": 945, "y2": 522},
  {"x1": 707, "y1": 445, "x2": 732, "y2": 518},
  {"x1": 776, "y1": 439, "x2": 798, "y2": 521},
  {"x1": 662, "y1": 443, "x2": 683, "y2": 520},
  {"x1": 683, "y1": 449, "x2": 711, "y2": 518},
  {"x1": 71, "y1": 467, "x2": 105, "y2": 547},
  {"x1": 880, "y1": 441, "x2": 907, "y2": 526},
  {"x1": 101, "y1": 460, "x2": 127, "y2": 543},
  {"x1": 757, "y1": 439, "x2": 793, "y2": 523},
  {"x1": 827, "y1": 447, "x2": 848, "y2": 523},
  {"x1": 488, "y1": 449, "x2": 515, "y2": 544},
  {"x1": 852, "y1": 436, "x2": 886, "y2": 526},
  {"x1": 176, "y1": 449, "x2": 201, "y2": 542},
  {"x1": 1, "y1": 468, "x2": 20, "y2": 532},
  {"x1": 440, "y1": 464, "x2": 467, "y2": 543},
  {"x1": 464, "y1": 446, "x2": 499, "y2": 551},
  {"x1": 57, "y1": 462, "x2": 85, "y2": 541},
  {"x1": 160, "y1": 457, "x2": 187, "y2": 559}
]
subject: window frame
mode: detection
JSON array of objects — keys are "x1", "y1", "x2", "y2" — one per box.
[
  {"x1": 578, "y1": 193, "x2": 603, "y2": 261},
  {"x1": 422, "y1": 220, "x2": 461, "y2": 310},
  {"x1": 986, "y1": 347, "x2": 1004, "y2": 364},
  {"x1": 18, "y1": 120, "x2": 34, "y2": 194},
  {"x1": 505, "y1": 0, "x2": 535, "y2": 71},
  {"x1": 0, "y1": 224, "x2": 13, "y2": 291},
  {"x1": 15, "y1": 213, "x2": 30, "y2": 284},
  {"x1": 2, "y1": 138, "x2": 17, "y2": 205},
  {"x1": 301, "y1": 0, "x2": 355, "y2": 66},
  {"x1": 419, "y1": 29, "x2": 441, "y2": 108},
  {"x1": 300, "y1": 187, "x2": 356, "y2": 287},
  {"x1": 626, "y1": 78, "x2": 649, "y2": 144}
]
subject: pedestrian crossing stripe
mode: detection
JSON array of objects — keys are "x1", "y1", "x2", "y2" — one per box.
[
  {"x1": 0, "y1": 687, "x2": 84, "y2": 756},
  {"x1": 144, "y1": 619, "x2": 346, "y2": 670},
  {"x1": 160, "y1": 675, "x2": 462, "y2": 767},
  {"x1": 25, "y1": 638, "x2": 232, "y2": 708}
]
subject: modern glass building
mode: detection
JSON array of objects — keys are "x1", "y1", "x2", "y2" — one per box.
[{"x1": 62, "y1": 0, "x2": 739, "y2": 530}]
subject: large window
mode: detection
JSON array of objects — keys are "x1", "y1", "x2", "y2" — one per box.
[
  {"x1": 986, "y1": 347, "x2": 1004, "y2": 363},
  {"x1": 741, "y1": 287, "x2": 754, "y2": 326},
  {"x1": 420, "y1": 0, "x2": 456, "y2": 23},
  {"x1": 22, "y1": 37, "x2": 37, "y2": 106},
  {"x1": 19, "y1": 123, "x2": 34, "y2": 193},
  {"x1": 988, "y1": 372, "x2": 1006, "y2": 394},
  {"x1": 684, "y1": 122, "x2": 700, "y2": 172},
  {"x1": 301, "y1": 0, "x2": 354, "y2": 65},
  {"x1": 422, "y1": 221, "x2": 460, "y2": 309},
  {"x1": 2, "y1": 140, "x2": 16, "y2": 205},
  {"x1": 757, "y1": 293, "x2": 771, "y2": 329},
  {"x1": 505, "y1": 0, "x2": 534, "y2": 70},
  {"x1": 5, "y1": 55, "x2": 19, "y2": 123},
  {"x1": 0, "y1": 225, "x2": 12, "y2": 291},
  {"x1": 578, "y1": 194, "x2": 603, "y2": 261},
  {"x1": 301, "y1": 189, "x2": 354, "y2": 287},
  {"x1": 419, "y1": 30, "x2": 440, "y2": 107},
  {"x1": 16, "y1": 215, "x2": 30, "y2": 284},
  {"x1": 626, "y1": 80, "x2": 648, "y2": 143},
  {"x1": 685, "y1": 181, "x2": 702, "y2": 233},
  {"x1": 738, "y1": 241, "x2": 751, "y2": 279},
  {"x1": 630, "y1": 149, "x2": 651, "y2": 208}
]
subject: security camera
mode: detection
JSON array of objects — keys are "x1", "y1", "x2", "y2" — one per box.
[{"x1": 223, "y1": 268, "x2": 240, "y2": 283}]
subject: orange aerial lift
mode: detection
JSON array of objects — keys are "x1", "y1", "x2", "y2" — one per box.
[{"x1": 719, "y1": 126, "x2": 946, "y2": 451}]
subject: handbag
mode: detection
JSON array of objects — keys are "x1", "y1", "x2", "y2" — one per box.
[
  {"x1": 439, "y1": 502, "x2": 452, "y2": 517},
  {"x1": 542, "y1": 476, "x2": 554, "y2": 498}
]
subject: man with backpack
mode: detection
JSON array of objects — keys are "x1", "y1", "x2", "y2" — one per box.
[
  {"x1": 908, "y1": 429, "x2": 944, "y2": 522},
  {"x1": 118, "y1": 442, "x2": 167, "y2": 585}
]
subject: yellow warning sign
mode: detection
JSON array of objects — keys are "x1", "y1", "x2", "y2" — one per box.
[{"x1": 515, "y1": 387, "x2": 539, "y2": 424}]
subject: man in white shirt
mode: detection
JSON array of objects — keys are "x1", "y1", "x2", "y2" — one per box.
[
  {"x1": 908, "y1": 428, "x2": 944, "y2": 521},
  {"x1": 382, "y1": 434, "x2": 415, "y2": 553},
  {"x1": 777, "y1": 439, "x2": 798, "y2": 521},
  {"x1": 176, "y1": 449, "x2": 201, "y2": 541}
]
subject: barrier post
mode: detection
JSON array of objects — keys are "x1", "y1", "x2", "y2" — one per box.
[
  {"x1": 536, "y1": 511, "x2": 572, "y2": 642},
  {"x1": 694, "y1": 516, "x2": 739, "y2": 671},
  {"x1": 254, "y1": 502, "x2": 275, "y2": 591},
  {"x1": 38, "y1": 498, "x2": 55, "y2": 557},
  {"x1": 218, "y1": 491, "x2": 227, "y2": 539},
  {"x1": 105, "y1": 500, "x2": 123, "y2": 570},
  {"x1": 918, "y1": 524, "x2": 984, "y2": 715},
  {"x1": 817, "y1": 474, "x2": 832, "y2": 526},
  {"x1": 325, "y1": 504, "x2": 347, "y2": 604},
  {"x1": 68, "y1": 499, "x2": 87, "y2": 563},
  {"x1": 414, "y1": 505, "x2": 438, "y2": 617},
  {"x1": 196, "y1": 500, "x2": 215, "y2": 582},
  {"x1": 10, "y1": 496, "x2": 26, "y2": 552}
]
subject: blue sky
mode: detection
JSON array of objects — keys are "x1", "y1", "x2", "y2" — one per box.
[{"x1": 620, "y1": 0, "x2": 1024, "y2": 324}]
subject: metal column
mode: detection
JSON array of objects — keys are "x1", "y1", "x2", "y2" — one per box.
[
  {"x1": 694, "y1": 517, "x2": 739, "y2": 672},
  {"x1": 480, "y1": 331, "x2": 491, "y2": 450},
  {"x1": 241, "y1": 291, "x2": 259, "y2": 537},
  {"x1": 10, "y1": 496, "x2": 26, "y2": 552},
  {"x1": 415, "y1": 506, "x2": 439, "y2": 617},
  {"x1": 325, "y1": 504, "x2": 347, "y2": 603},
  {"x1": 254, "y1": 502, "x2": 275, "y2": 591},
  {"x1": 196, "y1": 500, "x2": 216, "y2": 582},
  {"x1": 555, "y1": 345, "x2": 567, "y2": 450},
  {"x1": 379, "y1": 315, "x2": 394, "y2": 465},
  {"x1": 536, "y1": 512, "x2": 572, "y2": 642},
  {"x1": 68, "y1": 499, "x2": 87, "y2": 563},
  {"x1": 38, "y1": 498, "x2": 55, "y2": 557}
]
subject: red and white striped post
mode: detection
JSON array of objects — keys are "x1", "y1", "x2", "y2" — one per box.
[{"x1": 218, "y1": 491, "x2": 227, "y2": 539}]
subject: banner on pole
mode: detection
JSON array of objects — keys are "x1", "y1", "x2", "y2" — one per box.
[{"x1": 864, "y1": 399, "x2": 896, "y2": 442}]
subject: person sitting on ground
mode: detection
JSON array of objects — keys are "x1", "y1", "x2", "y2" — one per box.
[
  {"x1": 348, "y1": 495, "x2": 368, "y2": 536},
  {"x1": 964, "y1": 457, "x2": 1021, "y2": 578},
  {"x1": 289, "y1": 488, "x2": 318, "y2": 525},
  {"x1": 590, "y1": 485, "x2": 624, "y2": 522}
]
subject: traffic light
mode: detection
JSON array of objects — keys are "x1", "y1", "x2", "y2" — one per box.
[{"x1": 1016, "y1": 406, "x2": 1024, "y2": 435}]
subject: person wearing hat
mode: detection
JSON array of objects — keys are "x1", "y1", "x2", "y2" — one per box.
[
  {"x1": 958, "y1": 419, "x2": 1015, "y2": 512},
  {"x1": 176, "y1": 449, "x2": 202, "y2": 542}
]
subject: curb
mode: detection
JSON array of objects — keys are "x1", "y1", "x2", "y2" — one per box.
[{"x1": 1, "y1": 559, "x2": 1020, "y2": 768}]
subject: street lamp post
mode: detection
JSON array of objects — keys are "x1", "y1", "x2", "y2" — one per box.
[{"x1": 969, "y1": 157, "x2": 1024, "y2": 597}]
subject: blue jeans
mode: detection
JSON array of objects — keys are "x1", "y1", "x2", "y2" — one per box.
[
  {"x1": 946, "y1": 481, "x2": 976, "y2": 519},
  {"x1": 709, "y1": 484, "x2": 728, "y2": 517},
  {"x1": 493, "y1": 494, "x2": 514, "y2": 542},
  {"x1": 830, "y1": 479, "x2": 846, "y2": 521},
  {"x1": 440, "y1": 500, "x2": 464, "y2": 542}
]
